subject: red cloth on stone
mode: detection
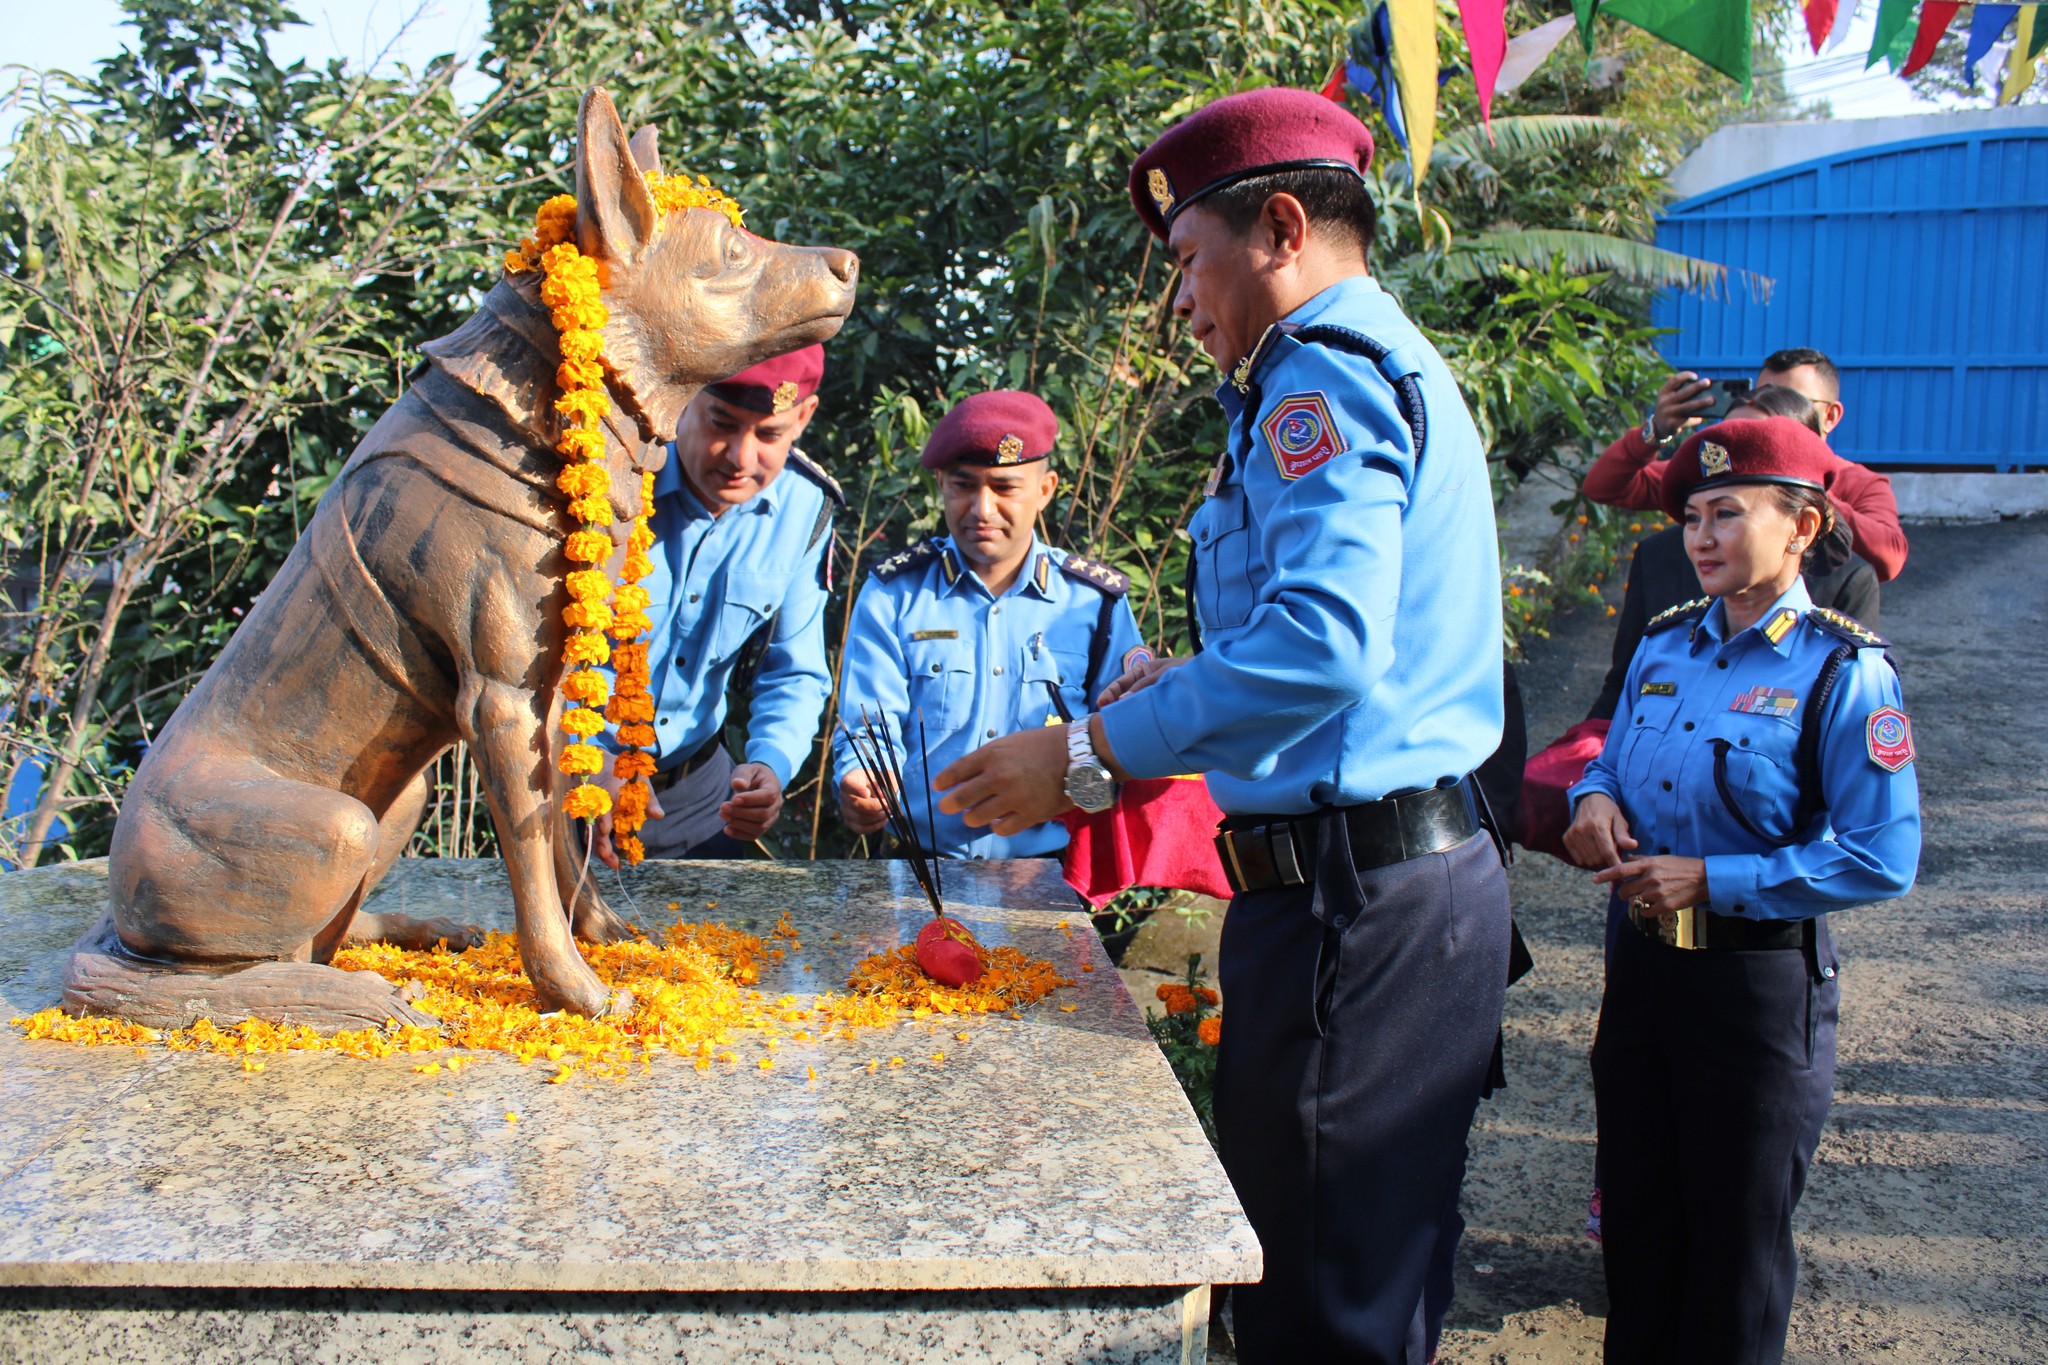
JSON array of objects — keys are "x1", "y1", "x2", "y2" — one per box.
[
  {"x1": 1060, "y1": 776, "x2": 1232, "y2": 907},
  {"x1": 1519, "y1": 719, "x2": 1611, "y2": 867}
]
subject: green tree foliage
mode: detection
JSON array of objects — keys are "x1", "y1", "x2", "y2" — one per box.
[{"x1": 1, "y1": 0, "x2": 1782, "y2": 863}]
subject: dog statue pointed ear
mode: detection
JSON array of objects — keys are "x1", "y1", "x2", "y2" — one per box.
[
  {"x1": 575, "y1": 87, "x2": 659, "y2": 262},
  {"x1": 628, "y1": 124, "x2": 661, "y2": 175}
]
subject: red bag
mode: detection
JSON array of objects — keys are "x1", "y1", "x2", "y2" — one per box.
[
  {"x1": 1518, "y1": 719, "x2": 1611, "y2": 866},
  {"x1": 1060, "y1": 775, "x2": 1233, "y2": 907}
]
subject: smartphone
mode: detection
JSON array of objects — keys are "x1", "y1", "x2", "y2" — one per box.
[{"x1": 1696, "y1": 377, "x2": 1752, "y2": 423}]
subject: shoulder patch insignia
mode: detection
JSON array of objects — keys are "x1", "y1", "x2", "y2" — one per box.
[
  {"x1": 1808, "y1": 606, "x2": 1889, "y2": 650},
  {"x1": 1645, "y1": 597, "x2": 1710, "y2": 634},
  {"x1": 1122, "y1": 645, "x2": 1155, "y2": 673},
  {"x1": 785, "y1": 448, "x2": 845, "y2": 506},
  {"x1": 871, "y1": 538, "x2": 941, "y2": 582},
  {"x1": 1261, "y1": 391, "x2": 1348, "y2": 480},
  {"x1": 1866, "y1": 706, "x2": 1914, "y2": 771},
  {"x1": 1060, "y1": 553, "x2": 1128, "y2": 597}
]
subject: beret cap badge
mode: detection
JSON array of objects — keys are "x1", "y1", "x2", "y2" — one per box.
[
  {"x1": 1147, "y1": 167, "x2": 1176, "y2": 218},
  {"x1": 771, "y1": 380, "x2": 800, "y2": 414},
  {"x1": 996, "y1": 434, "x2": 1025, "y2": 464},
  {"x1": 1700, "y1": 440, "x2": 1732, "y2": 477}
]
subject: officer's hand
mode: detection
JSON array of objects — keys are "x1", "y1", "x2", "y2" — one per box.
[
  {"x1": 1595, "y1": 856, "x2": 1709, "y2": 915},
  {"x1": 837, "y1": 770, "x2": 891, "y2": 836},
  {"x1": 585, "y1": 769, "x2": 666, "y2": 871},
  {"x1": 933, "y1": 724, "x2": 1071, "y2": 837},
  {"x1": 1650, "y1": 371, "x2": 1714, "y2": 443},
  {"x1": 1563, "y1": 792, "x2": 1637, "y2": 870},
  {"x1": 720, "y1": 763, "x2": 783, "y2": 843},
  {"x1": 1096, "y1": 655, "x2": 1187, "y2": 707}
]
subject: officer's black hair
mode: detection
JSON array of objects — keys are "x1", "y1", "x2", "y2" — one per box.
[
  {"x1": 1760, "y1": 347, "x2": 1840, "y2": 399},
  {"x1": 1202, "y1": 168, "x2": 1377, "y2": 265},
  {"x1": 1733, "y1": 384, "x2": 1824, "y2": 435}
]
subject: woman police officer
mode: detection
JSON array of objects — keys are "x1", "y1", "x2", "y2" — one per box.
[{"x1": 1563, "y1": 417, "x2": 1921, "y2": 1365}]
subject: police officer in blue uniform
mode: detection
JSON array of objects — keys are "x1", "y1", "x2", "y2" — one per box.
[
  {"x1": 834, "y1": 390, "x2": 1145, "y2": 858},
  {"x1": 589, "y1": 345, "x2": 841, "y2": 865},
  {"x1": 932, "y1": 89, "x2": 1511, "y2": 1364},
  {"x1": 1565, "y1": 417, "x2": 1921, "y2": 1365}
]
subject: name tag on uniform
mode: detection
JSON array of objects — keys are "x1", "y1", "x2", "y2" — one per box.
[
  {"x1": 911, "y1": 629, "x2": 959, "y2": 641},
  {"x1": 1640, "y1": 681, "x2": 1677, "y2": 696},
  {"x1": 1730, "y1": 685, "x2": 1798, "y2": 717}
]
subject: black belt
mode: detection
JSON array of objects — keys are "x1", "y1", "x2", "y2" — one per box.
[
  {"x1": 1215, "y1": 779, "x2": 1481, "y2": 895},
  {"x1": 1627, "y1": 905, "x2": 1805, "y2": 952},
  {"x1": 656, "y1": 732, "x2": 724, "y2": 783}
]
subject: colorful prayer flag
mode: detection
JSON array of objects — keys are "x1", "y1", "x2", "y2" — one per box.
[
  {"x1": 1387, "y1": 0, "x2": 1441, "y2": 180},
  {"x1": 1457, "y1": 0, "x2": 1509, "y2": 126},
  {"x1": 2002, "y1": 7, "x2": 2042, "y2": 104},
  {"x1": 1594, "y1": 0, "x2": 1754, "y2": 96},
  {"x1": 1902, "y1": 2, "x2": 1961, "y2": 76},
  {"x1": 1822, "y1": 0, "x2": 1862, "y2": 53},
  {"x1": 1964, "y1": 5, "x2": 2018, "y2": 86},
  {"x1": 1868, "y1": 0, "x2": 1918, "y2": 69},
  {"x1": 1801, "y1": 0, "x2": 1837, "y2": 54},
  {"x1": 1496, "y1": 14, "x2": 1579, "y2": 95}
]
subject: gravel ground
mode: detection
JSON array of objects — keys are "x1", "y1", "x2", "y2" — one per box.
[{"x1": 1438, "y1": 515, "x2": 2048, "y2": 1364}]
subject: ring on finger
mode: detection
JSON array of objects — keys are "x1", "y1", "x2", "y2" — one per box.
[{"x1": 1629, "y1": 895, "x2": 1651, "y2": 915}]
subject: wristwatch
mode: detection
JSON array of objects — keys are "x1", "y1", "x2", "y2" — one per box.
[
  {"x1": 1641, "y1": 403, "x2": 1676, "y2": 453},
  {"x1": 1064, "y1": 720, "x2": 1115, "y2": 814}
]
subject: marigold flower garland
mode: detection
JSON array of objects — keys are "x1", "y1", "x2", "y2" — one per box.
[{"x1": 502, "y1": 173, "x2": 745, "y2": 855}]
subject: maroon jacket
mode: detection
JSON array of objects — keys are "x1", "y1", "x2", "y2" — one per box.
[{"x1": 1583, "y1": 425, "x2": 1908, "y2": 581}]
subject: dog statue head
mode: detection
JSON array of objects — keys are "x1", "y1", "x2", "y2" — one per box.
[{"x1": 572, "y1": 87, "x2": 860, "y2": 458}]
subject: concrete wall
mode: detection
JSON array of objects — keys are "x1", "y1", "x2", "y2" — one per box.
[{"x1": 1668, "y1": 105, "x2": 2048, "y2": 202}]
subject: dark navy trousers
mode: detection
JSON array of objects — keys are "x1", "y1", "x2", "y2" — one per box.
[
  {"x1": 1592, "y1": 918, "x2": 1839, "y2": 1365},
  {"x1": 1215, "y1": 822, "x2": 1511, "y2": 1365}
]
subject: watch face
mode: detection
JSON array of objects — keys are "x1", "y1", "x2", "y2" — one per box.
[{"x1": 1065, "y1": 763, "x2": 1115, "y2": 814}]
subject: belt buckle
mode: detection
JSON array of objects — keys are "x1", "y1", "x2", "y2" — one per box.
[{"x1": 1637, "y1": 905, "x2": 1700, "y2": 950}]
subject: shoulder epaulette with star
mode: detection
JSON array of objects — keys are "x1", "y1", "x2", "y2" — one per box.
[
  {"x1": 871, "y1": 538, "x2": 941, "y2": 583},
  {"x1": 784, "y1": 448, "x2": 845, "y2": 507},
  {"x1": 1807, "y1": 607, "x2": 1889, "y2": 650},
  {"x1": 1646, "y1": 597, "x2": 1710, "y2": 634},
  {"x1": 1059, "y1": 552, "x2": 1128, "y2": 597}
]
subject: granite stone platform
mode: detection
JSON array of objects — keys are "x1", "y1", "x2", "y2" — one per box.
[{"x1": 0, "y1": 857, "x2": 1258, "y2": 1363}]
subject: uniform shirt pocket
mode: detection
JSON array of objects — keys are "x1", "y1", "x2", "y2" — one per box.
[
  {"x1": 1707, "y1": 712, "x2": 1802, "y2": 839},
  {"x1": 1619, "y1": 694, "x2": 1682, "y2": 789},
  {"x1": 717, "y1": 570, "x2": 782, "y2": 658},
  {"x1": 1191, "y1": 490, "x2": 1254, "y2": 631},
  {"x1": 1020, "y1": 645, "x2": 1086, "y2": 723},
  {"x1": 905, "y1": 637, "x2": 975, "y2": 731}
]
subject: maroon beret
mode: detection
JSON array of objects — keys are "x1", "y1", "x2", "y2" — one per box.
[
  {"x1": 707, "y1": 343, "x2": 825, "y2": 416},
  {"x1": 1128, "y1": 87, "x2": 1376, "y2": 242},
  {"x1": 1661, "y1": 417, "x2": 1840, "y2": 521},
  {"x1": 920, "y1": 391, "x2": 1059, "y2": 470}
]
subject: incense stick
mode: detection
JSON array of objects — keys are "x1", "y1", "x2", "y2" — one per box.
[
  {"x1": 917, "y1": 707, "x2": 942, "y2": 906},
  {"x1": 839, "y1": 711, "x2": 944, "y2": 918}
]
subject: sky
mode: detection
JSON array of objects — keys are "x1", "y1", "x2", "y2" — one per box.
[{"x1": 3, "y1": 0, "x2": 1993, "y2": 131}]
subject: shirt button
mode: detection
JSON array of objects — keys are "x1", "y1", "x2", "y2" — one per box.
[
  {"x1": 1661, "y1": 780, "x2": 1673, "y2": 791},
  {"x1": 932, "y1": 663, "x2": 942, "y2": 673},
  {"x1": 1717, "y1": 659, "x2": 1729, "y2": 670},
  {"x1": 659, "y1": 717, "x2": 670, "y2": 726},
  {"x1": 1683, "y1": 721, "x2": 1695, "y2": 731},
  {"x1": 1821, "y1": 965, "x2": 1837, "y2": 980},
  {"x1": 992, "y1": 666, "x2": 1003, "y2": 676},
  {"x1": 1739, "y1": 736, "x2": 1750, "y2": 747},
  {"x1": 991, "y1": 605, "x2": 1001, "y2": 615},
  {"x1": 689, "y1": 593, "x2": 699, "y2": 603},
  {"x1": 986, "y1": 729, "x2": 997, "y2": 738}
]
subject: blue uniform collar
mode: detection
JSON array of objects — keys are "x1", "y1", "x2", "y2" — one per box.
[
  {"x1": 1215, "y1": 273, "x2": 1388, "y2": 404},
  {"x1": 1694, "y1": 578, "x2": 1814, "y2": 657},
  {"x1": 934, "y1": 536, "x2": 1062, "y2": 602},
  {"x1": 654, "y1": 443, "x2": 792, "y2": 517}
]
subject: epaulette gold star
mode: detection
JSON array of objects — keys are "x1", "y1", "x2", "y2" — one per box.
[
  {"x1": 1807, "y1": 607, "x2": 1890, "y2": 650},
  {"x1": 1058, "y1": 552, "x2": 1128, "y2": 597},
  {"x1": 1646, "y1": 597, "x2": 1710, "y2": 634},
  {"x1": 871, "y1": 538, "x2": 941, "y2": 583}
]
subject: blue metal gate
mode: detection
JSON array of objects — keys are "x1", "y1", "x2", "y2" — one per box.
[{"x1": 1653, "y1": 126, "x2": 2048, "y2": 471}]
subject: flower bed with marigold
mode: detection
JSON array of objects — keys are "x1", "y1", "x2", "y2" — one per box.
[
  {"x1": 10, "y1": 911, "x2": 1072, "y2": 1083},
  {"x1": 1144, "y1": 956, "x2": 1222, "y2": 1145}
]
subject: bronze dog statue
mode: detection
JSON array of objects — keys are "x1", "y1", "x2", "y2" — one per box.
[{"x1": 63, "y1": 87, "x2": 857, "y2": 1028}]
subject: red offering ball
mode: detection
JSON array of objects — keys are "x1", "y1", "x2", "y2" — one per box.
[{"x1": 914, "y1": 917, "x2": 985, "y2": 987}]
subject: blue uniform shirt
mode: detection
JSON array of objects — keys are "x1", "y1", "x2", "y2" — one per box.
[
  {"x1": 616, "y1": 447, "x2": 835, "y2": 787},
  {"x1": 1569, "y1": 579, "x2": 1921, "y2": 919},
  {"x1": 1099, "y1": 274, "x2": 1504, "y2": 816},
  {"x1": 835, "y1": 536, "x2": 1145, "y2": 858}
]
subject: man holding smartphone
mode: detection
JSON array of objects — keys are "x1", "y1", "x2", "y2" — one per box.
[{"x1": 1582, "y1": 347, "x2": 1907, "y2": 581}]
